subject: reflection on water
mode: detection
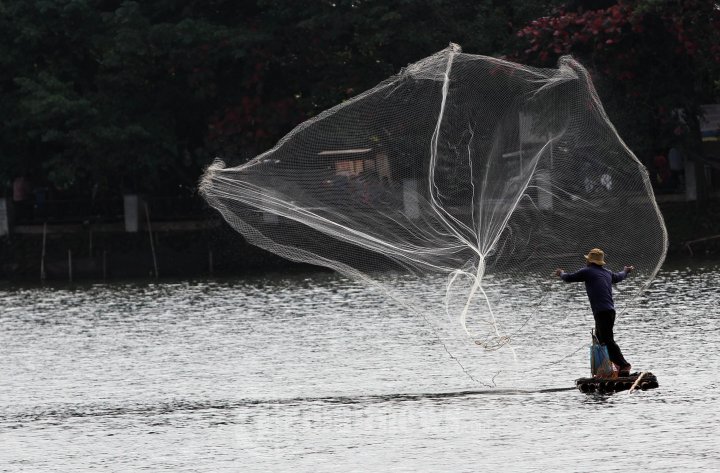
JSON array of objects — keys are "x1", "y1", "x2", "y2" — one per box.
[{"x1": 1, "y1": 264, "x2": 719, "y2": 471}]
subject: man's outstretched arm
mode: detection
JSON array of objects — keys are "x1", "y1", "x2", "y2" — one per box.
[
  {"x1": 555, "y1": 268, "x2": 587, "y2": 282},
  {"x1": 612, "y1": 265, "x2": 635, "y2": 283}
]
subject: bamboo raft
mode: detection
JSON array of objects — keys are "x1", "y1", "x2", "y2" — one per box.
[{"x1": 575, "y1": 372, "x2": 659, "y2": 393}]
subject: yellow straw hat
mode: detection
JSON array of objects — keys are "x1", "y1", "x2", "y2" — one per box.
[{"x1": 584, "y1": 248, "x2": 606, "y2": 265}]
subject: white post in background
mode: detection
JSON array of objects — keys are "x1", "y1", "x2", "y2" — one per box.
[
  {"x1": 684, "y1": 160, "x2": 697, "y2": 201},
  {"x1": 536, "y1": 170, "x2": 553, "y2": 210},
  {"x1": 124, "y1": 194, "x2": 140, "y2": 232},
  {"x1": 0, "y1": 198, "x2": 9, "y2": 236},
  {"x1": 403, "y1": 179, "x2": 420, "y2": 219}
]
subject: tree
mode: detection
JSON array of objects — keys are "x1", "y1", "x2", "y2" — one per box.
[
  {"x1": 0, "y1": 0, "x2": 258, "y2": 196},
  {"x1": 512, "y1": 0, "x2": 720, "y2": 199},
  {"x1": 0, "y1": 0, "x2": 567, "y2": 203},
  {"x1": 205, "y1": 0, "x2": 566, "y2": 160}
]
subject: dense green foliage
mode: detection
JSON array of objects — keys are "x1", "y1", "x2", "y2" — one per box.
[{"x1": 0, "y1": 0, "x2": 717, "y2": 201}]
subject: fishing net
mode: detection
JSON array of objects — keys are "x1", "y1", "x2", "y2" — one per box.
[{"x1": 200, "y1": 44, "x2": 667, "y2": 384}]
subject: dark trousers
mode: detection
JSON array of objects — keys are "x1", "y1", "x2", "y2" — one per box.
[{"x1": 594, "y1": 309, "x2": 630, "y2": 368}]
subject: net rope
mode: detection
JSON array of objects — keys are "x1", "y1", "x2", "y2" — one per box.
[{"x1": 200, "y1": 44, "x2": 667, "y2": 384}]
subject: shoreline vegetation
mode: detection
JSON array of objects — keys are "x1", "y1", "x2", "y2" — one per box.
[
  {"x1": 1, "y1": 2, "x2": 718, "y2": 282},
  {"x1": 2, "y1": 1, "x2": 718, "y2": 229}
]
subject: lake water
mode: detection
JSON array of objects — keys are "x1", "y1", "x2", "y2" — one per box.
[{"x1": 1, "y1": 263, "x2": 719, "y2": 471}]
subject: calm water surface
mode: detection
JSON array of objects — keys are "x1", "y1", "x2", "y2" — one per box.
[{"x1": 1, "y1": 264, "x2": 719, "y2": 472}]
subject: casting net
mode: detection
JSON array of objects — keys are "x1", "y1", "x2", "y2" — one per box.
[{"x1": 200, "y1": 44, "x2": 667, "y2": 384}]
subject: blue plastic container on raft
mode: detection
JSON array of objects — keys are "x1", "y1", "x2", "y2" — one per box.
[{"x1": 575, "y1": 331, "x2": 659, "y2": 393}]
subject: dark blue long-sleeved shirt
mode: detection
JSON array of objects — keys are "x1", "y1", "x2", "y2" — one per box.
[{"x1": 561, "y1": 264, "x2": 628, "y2": 314}]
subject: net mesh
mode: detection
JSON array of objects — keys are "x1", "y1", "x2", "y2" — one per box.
[{"x1": 200, "y1": 44, "x2": 667, "y2": 384}]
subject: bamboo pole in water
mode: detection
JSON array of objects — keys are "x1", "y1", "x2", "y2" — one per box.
[
  {"x1": 40, "y1": 222, "x2": 47, "y2": 281},
  {"x1": 102, "y1": 250, "x2": 107, "y2": 280},
  {"x1": 68, "y1": 249, "x2": 73, "y2": 283},
  {"x1": 208, "y1": 249, "x2": 214, "y2": 275},
  {"x1": 628, "y1": 372, "x2": 647, "y2": 393},
  {"x1": 144, "y1": 202, "x2": 159, "y2": 279}
]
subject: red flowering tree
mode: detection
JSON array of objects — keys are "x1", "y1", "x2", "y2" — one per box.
[{"x1": 513, "y1": 0, "x2": 720, "y2": 197}]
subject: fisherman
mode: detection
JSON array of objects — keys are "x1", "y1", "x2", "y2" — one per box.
[{"x1": 555, "y1": 248, "x2": 634, "y2": 376}]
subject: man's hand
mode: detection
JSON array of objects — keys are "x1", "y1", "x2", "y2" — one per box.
[
  {"x1": 624, "y1": 265, "x2": 635, "y2": 273},
  {"x1": 554, "y1": 268, "x2": 563, "y2": 277}
]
